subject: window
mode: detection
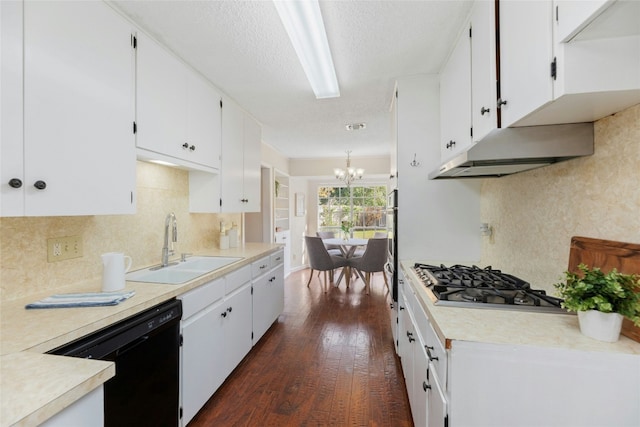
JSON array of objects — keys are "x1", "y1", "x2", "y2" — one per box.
[{"x1": 318, "y1": 185, "x2": 387, "y2": 238}]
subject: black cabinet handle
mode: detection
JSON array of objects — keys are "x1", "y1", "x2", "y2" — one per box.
[
  {"x1": 445, "y1": 140, "x2": 456, "y2": 149},
  {"x1": 480, "y1": 106, "x2": 490, "y2": 115},
  {"x1": 241, "y1": 198, "x2": 249, "y2": 203},
  {"x1": 221, "y1": 311, "x2": 227, "y2": 318},
  {"x1": 423, "y1": 381, "x2": 431, "y2": 391},
  {"x1": 8, "y1": 178, "x2": 22, "y2": 188},
  {"x1": 189, "y1": 145, "x2": 196, "y2": 151},
  {"x1": 497, "y1": 98, "x2": 508, "y2": 108},
  {"x1": 227, "y1": 307, "x2": 232, "y2": 313},
  {"x1": 34, "y1": 180, "x2": 47, "y2": 190},
  {"x1": 182, "y1": 142, "x2": 189, "y2": 149},
  {"x1": 425, "y1": 345, "x2": 438, "y2": 361},
  {"x1": 399, "y1": 306, "x2": 405, "y2": 311},
  {"x1": 406, "y1": 331, "x2": 415, "y2": 343}
]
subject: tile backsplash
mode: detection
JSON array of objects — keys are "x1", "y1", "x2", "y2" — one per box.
[
  {"x1": 479, "y1": 103, "x2": 640, "y2": 293},
  {"x1": 0, "y1": 162, "x2": 240, "y2": 301}
]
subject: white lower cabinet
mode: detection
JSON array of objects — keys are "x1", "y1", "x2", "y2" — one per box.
[
  {"x1": 179, "y1": 254, "x2": 284, "y2": 426},
  {"x1": 179, "y1": 266, "x2": 252, "y2": 426},
  {"x1": 401, "y1": 272, "x2": 640, "y2": 427},
  {"x1": 252, "y1": 250, "x2": 285, "y2": 344},
  {"x1": 40, "y1": 386, "x2": 104, "y2": 427}
]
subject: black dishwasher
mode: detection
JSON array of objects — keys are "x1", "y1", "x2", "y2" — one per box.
[{"x1": 50, "y1": 299, "x2": 182, "y2": 427}]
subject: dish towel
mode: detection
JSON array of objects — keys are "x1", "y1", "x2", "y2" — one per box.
[{"x1": 25, "y1": 290, "x2": 136, "y2": 309}]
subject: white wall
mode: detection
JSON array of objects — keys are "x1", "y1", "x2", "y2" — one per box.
[{"x1": 396, "y1": 75, "x2": 482, "y2": 262}]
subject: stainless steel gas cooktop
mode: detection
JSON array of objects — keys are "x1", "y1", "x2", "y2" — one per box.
[{"x1": 413, "y1": 263, "x2": 569, "y2": 314}]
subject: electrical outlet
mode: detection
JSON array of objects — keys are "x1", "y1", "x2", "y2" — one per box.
[{"x1": 47, "y1": 235, "x2": 83, "y2": 262}]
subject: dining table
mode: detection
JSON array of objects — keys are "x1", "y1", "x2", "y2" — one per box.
[{"x1": 322, "y1": 237, "x2": 368, "y2": 287}]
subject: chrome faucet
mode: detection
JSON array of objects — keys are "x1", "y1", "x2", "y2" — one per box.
[{"x1": 161, "y1": 212, "x2": 178, "y2": 267}]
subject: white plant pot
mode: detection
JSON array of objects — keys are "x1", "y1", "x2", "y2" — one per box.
[{"x1": 577, "y1": 310, "x2": 623, "y2": 342}]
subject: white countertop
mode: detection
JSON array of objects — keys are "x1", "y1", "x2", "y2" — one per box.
[
  {"x1": 401, "y1": 260, "x2": 640, "y2": 355},
  {"x1": 0, "y1": 243, "x2": 281, "y2": 427}
]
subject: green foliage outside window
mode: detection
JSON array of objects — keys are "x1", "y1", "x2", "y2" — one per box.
[{"x1": 318, "y1": 185, "x2": 387, "y2": 237}]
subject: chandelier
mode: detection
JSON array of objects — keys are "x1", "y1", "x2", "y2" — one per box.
[{"x1": 334, "y1": 150, "x2": 364, "y2": 187}]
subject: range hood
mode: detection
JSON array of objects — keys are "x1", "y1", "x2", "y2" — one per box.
[{"x1": 429, "y1": 123, "x2": 594, "y2": 179}]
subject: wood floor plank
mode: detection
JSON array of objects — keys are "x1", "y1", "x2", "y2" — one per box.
[{"x1": 188, "y1": 268, "x2": 413, "y2": 426}]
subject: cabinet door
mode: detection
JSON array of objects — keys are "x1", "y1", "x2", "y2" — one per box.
[
  {"x1": 471, "y1": 0, "x2": 497, "y2": 142},
  {"x1": 223, "y1": 283, "x2": 253, "y2": 376},
  {"x1": 412, "y1": 334, "x2": 429, "y2": 427},
  {"x1": 1, "y1": 0, "x2": 24, "y2": 216},
  {"x1": 180, "y1": 301, "x2": 226, "y2": 425},
  {"x1": 220, "y1": 98, "x2": 245, "y2": 212},
  {"x1": 554, "y1": 0, "x2": 610, "y2": 42},
  {"x1": 440, "y1": 26, "x2": 471, "y2": 162},
  {"x1": 136, "y1": 31, "x2": 186, "y2": 159},
  {"x1": 427, "y1": 362, "x2": 447, "y2": 427},
  {"x1": 23, "y1": 0, "x2": 135, "y2": 215},
  {"x1": 186, "y1": 72, "x2": 222, "y2": 170},
  {"x1": 499, "y1": 0, "x2": 554, "y2": 127},
  {"x1": 252, "y1": 273, "x2": 272, "y2": 344},
  {"x1": 242, "y1": 114, "x2": 261, "y2": 212}
]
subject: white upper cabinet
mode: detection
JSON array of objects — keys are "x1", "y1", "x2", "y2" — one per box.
[
  {"x1": 470, "y1": 0, "x2": 497, "y2": 142},
  {"x1": 136, "y1": 32, "x2": 221, "y2": 172},
  {"x1": 499, "y1": 0, "x2": 640, "y2": 127},
  {"x1": 498, "y1": 0, "x2": 554, "y2": 128},
  {"x1": 1, "y1": 0, "x2": 136, "y2": 216},
  {"x1": 220, "y1": 98, "x2": 261, "y2": 213},
  {"x1": 439, "y1": 23, "x2": 472, "y2": 162}
]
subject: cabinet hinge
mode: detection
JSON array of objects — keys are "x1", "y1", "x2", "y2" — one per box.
[
  {"x1": 251, "y1": 331, "x2": 254, "y2": 340},
  {"x1": 395, "y1": 89, "x2": 398, "y2": 98},
  {"x1": 219, "y1": 198, "x2": 222, "y2": 207},
  {"x1": 469, "y1": 26, "x2": 472, "y2": 38},
  {"x1": 470, "y1": 127, "x2": 473, "y2": 138},
  {"x1": 133, "y1": 121, "x2": 137, "y2": 134},
  {"x1": 130, "y1": 191, "x2": 133, "y2": 204},
  {"x1": 445, "y1": 414, "x2": 449, "y2": 427},
  {"x1": 551, "y1": 57, "x2": 557, "y2": 80},
  {"x1": 179, "y1": 407, "x2": 183, "y2": 419},
  {"x1": 131, "y1": 34, "x2": 137, "y2": 49},
  {"x1": 555, "y1": 5, "x2": 559, "y2": 22},
  {"x1": 220, "y1": 99, "x2": 223, "y2": 109},
  {"x1": 179, "y1": 334, "x2": 183, "y2": 347},
  {"x1": 251, "y1": 286, "x2": 254, "y2": 295}
]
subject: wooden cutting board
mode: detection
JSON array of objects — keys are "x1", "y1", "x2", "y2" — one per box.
[{"x1": 568, "y1": 236, "x2": 640, "y2": 343}]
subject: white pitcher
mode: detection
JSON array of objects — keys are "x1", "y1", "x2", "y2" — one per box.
[{"x1": 101, "y1": 252, "x2": 132, "y2": 292}]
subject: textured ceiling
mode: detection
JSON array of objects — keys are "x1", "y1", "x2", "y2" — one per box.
[{"x1": 110, "y1": 0, "x2": 473, "y2": 159}]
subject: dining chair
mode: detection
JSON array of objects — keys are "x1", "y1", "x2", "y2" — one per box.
[
  {"x1": 349, "y1": 238, "x2": 389, "y2": 294},
  {"x1": 353, "y1": 232, "x2": 386, "y2": 257},
  {"x1": 304, "y1": 236, "x2": 349, "y2": 292},
  {"x1": 316, "y1": 230, "x2": 343, "y2": 255}
]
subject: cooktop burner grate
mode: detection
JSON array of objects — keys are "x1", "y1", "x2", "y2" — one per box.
[{"x1": 413, "y1": 263, "x2": 567, "y2": 313}]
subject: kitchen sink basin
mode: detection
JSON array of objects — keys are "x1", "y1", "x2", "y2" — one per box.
[{"x1": 126, "y1": 256, "x2": 243, "y2": 284}]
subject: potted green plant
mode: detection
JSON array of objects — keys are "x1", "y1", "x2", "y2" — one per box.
[{"x1": 554, "y1": 263, "x2": 640, "y2": 342}]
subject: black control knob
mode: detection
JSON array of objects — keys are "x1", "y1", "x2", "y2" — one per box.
[
  {"x1": 8, "y1": 178, "x2": 22, "y2": 188},
  {"x1": 34, "y1": 180, "x2": 47, "y2": 190}
]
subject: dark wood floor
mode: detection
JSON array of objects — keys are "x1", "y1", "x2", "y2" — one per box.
[{"x1": 188, "y1": 268, "x2": 414, "y2": 426}]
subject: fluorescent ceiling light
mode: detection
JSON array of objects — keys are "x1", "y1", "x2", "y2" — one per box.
[{"x1": 274, "y1": 0, "x2": 340, "y2": 99}]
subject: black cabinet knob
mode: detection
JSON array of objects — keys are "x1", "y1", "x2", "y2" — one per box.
[
  {"x1": 497, "y1": 98, "x2": 508, "y2": 108},
  {"x1": 480, "y1": 106, "x2": 490, "y2": 115},
  {"x1": 227, "y1": 307, "x2": 232, "y2": 313},
  {"x1": 189, "y1": 145, "x2": 196, "y2": 151},
  {"x1": 182, "y1": 142, "x2": 189, "y2": 149},
  {"x1": 8, "y1": 178, "x2": 22, "y2": 188},
  {"x1": 34, "y1": 180, "x2": 47, "y2": 190},
  {"x1": 423, "y1": 381, "x2": 431, "y2": 391},
  {"x1": 221, "y1": 312, "x2": 227, "y2": 318}
]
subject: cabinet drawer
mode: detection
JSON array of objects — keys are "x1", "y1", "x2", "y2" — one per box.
[
  {"x1": 225, "y1": 265, "x2": 251, "y2": 294},
  {"x1": 251, "y1": 256, "x2": 271, "y2": 278},
  {"x1": 179, "y1": 277, "x2": 224, "y2": 320},
  {"x1": 424, "y1": 320, "x2": 447, "y2": 386},
  {"x1": 270, "y1": 250, "x2": 284, "y2": 268}
]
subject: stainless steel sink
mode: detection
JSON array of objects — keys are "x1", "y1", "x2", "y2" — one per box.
[{"x1": 126, "y1": 256, "x2": 243, "y2": 284}]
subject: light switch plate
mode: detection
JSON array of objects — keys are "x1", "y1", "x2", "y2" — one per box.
[{"x1": 47, "y1": 235, "x2": 83, "y2": 262}]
